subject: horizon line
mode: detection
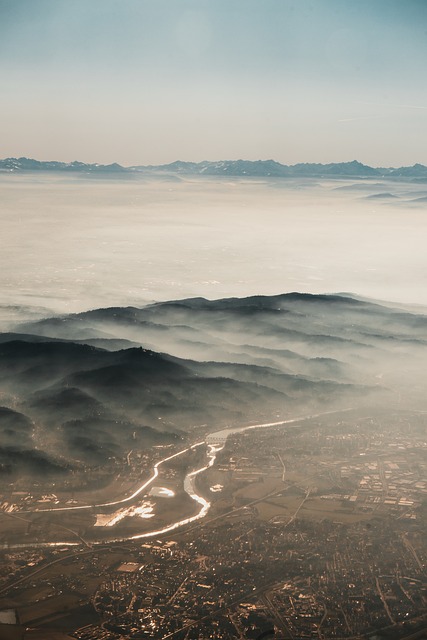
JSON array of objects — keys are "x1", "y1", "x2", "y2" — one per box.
[{"x1": 1, "y1": 156, "x2": 426, "y2": 171}]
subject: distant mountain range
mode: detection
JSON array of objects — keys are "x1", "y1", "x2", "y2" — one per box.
[{"x1": 1, "y1": 157, "x2": 427, "y2": 180}]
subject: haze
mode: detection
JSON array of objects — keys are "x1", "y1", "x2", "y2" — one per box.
[
  {"x1": 1, "y1": 173, "x2": 427, "y2": 324},
  {"x1": 1, "y1": 0, "x2": 427, "y2": 166},
  {"x1": 1, "y1": 2, "x2": 427, "y2": 635}
]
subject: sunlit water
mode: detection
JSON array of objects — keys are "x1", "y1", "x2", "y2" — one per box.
[{"x1": 1, "y1": 411, "x2": 348, "y2": 550}]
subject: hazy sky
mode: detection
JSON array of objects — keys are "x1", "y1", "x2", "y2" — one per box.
[{"x1": 1, "y1": 0, "x2": 427, "y2": 166}]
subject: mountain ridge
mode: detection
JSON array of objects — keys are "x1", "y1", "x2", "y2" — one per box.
[
  {"x1": 2, "y1": 291, "x2": 426, "y2": 482},
  {"x1": 1, "y1": 157, "x2": 427, "y2": 179}
]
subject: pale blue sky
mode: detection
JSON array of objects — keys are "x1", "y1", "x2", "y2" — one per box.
[{"x1": 1, "y1": 0, "x2": 426, "y2": 165}]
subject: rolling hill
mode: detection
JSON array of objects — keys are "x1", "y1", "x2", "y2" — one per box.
[{"x1": 1, "y1": 292, "x2": 426, "y2": 483}]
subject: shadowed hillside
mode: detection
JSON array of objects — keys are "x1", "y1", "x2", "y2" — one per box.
[{"x1": 1, "y1": 293, "x2": 425, "y2": 483}]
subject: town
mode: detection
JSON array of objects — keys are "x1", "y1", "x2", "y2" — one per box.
[{"x1": 0, "y1": 409, "x2": 426, "y2": 639}]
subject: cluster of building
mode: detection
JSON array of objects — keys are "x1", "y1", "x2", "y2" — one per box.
[
  {"x1": 65, "y1": 508, "x2": 425, "y2": 639},
  {"x1": 0, "y1": 409, "x2": 425, "y2": 639}
]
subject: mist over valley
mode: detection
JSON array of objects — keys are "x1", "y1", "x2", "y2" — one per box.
[
  {"x1": 1, "y1": 171, "x2": 427, "y2": 325},
  {"x1": 2, "y1": 0, "x2": 427, "y2": 634},
  {"x1": 1, "y1": 290, "x2": 426, "y2": 486},
  {"x1": 1, "y1": 170, "x2": 426, "y2": 638},
  {"x1": 0, "y1": 169, "x2": 426, "y2": 496}
]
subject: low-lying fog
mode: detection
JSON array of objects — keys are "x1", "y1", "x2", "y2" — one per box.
[
  {"x1": 1, "y1": 172, "x2": 427, "y2": 485},
  {"x1": 1, "y1": 172, "x2": 427, "y2": 324}
]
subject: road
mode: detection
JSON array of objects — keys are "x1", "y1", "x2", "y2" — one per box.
[{"x1": 0, "y1": 547, "x2": 109, "y2": 596}]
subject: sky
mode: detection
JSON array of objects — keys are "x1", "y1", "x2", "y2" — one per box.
[{"x1": 1, "y1": 0, "x2": 427, "y2": 166}]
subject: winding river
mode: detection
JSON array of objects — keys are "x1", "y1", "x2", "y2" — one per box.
[{"x1": 4, "y1": 409, "x2": 350, "y2": 549}]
